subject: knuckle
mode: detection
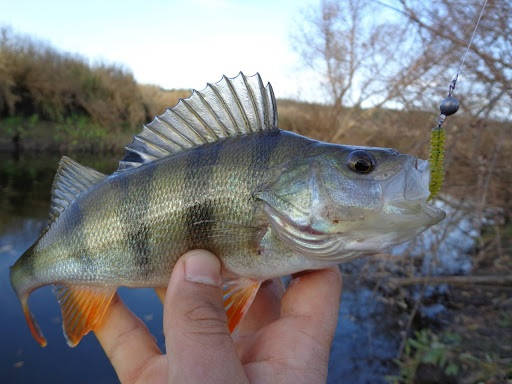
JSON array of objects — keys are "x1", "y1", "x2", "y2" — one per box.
[
  {"x1": 182, "y1": 301, "x2": 229, "y2": 338},
  {"x1": 326, "y1": 266, "x2": 342, "y2": 286},
  {"x1": 107, "y1": 318, "x2": 151, "y2": 361}
]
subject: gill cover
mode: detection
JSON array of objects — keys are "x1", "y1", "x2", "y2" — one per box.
[{"x1": 256, "y1": 155, "x2": 382, "y2": 260}]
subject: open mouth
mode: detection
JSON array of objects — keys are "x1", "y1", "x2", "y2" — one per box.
[
  {"x1": 392, "y1": 158, "x2": 446, "y2": 225},
  {"x1": 420, "y1": 200, "x2": 446, "y2": 224},
  {"x1": 387, "y1": 199, "x2": 446, "y2": 225}
]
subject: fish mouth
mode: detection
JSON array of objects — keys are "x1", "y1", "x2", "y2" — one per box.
[
  {"x1": 392, "y1": 156, "x2": 446, "y2": 226},
  {"x1": 387, "y1": 199, "x2": 446, "y2": 226},
  {"x1": 420, "y1": 201, "x2": 446, "y2": 224}
]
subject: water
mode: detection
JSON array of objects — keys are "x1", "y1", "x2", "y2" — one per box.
[{"x1": 0, "y1": 152, "x2": 408, "y2": 383}]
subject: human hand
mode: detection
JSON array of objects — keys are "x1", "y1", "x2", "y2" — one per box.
[{"x1": 95, "y1": 250, "x2": 342, "y2": 384}]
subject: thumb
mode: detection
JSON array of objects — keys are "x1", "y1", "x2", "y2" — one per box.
[{"x1": 163, "y1": 250, "x2": 248, "y2": 384}]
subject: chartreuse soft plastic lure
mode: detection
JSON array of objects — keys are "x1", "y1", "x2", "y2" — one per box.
[
  {"x1": 428, "y1": 95, "x2": 458, "y2": 201},
  {"x1": 428, "y1": 126, "x2": 446, "y2": 201}
]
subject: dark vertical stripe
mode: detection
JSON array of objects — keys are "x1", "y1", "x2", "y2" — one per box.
[
  {"x1": 183, "y1": 203, "x2": 215, "y2": 249},
  {"x1": 114, "y1": 163, "x2": 156, "y2": 275},
  {"x1": 66, "y1": 203, "x2": 84, "y2": 259},
  {"x1": 127, "y1": 223, "x2": 151, "y2": 269},
  {"x1": 62, "y1": 200, "x2": 96, "y2": 275},
  {"x1": 16, "y1": 242, "x2": 37, "y2": 281},
  {"x1": 251, "y1": 130, "x2": 283, "y2": 174},
  {"x1": 182, "y1": 141, "x2": 223, "y2": 247}
]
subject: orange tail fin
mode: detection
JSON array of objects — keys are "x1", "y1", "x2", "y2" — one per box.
[{"x1": 21, "y1": 296, "x2": 47, "y2": 347}]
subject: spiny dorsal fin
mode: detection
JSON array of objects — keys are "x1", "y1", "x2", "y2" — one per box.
[
  {"x1": 48, "y1": 156, "x2": 106, "y2": 228},
  {"x1": 117, "y1": 72, "x2": 278, "y2": 172}
]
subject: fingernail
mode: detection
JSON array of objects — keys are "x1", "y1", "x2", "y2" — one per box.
[{"x1": 184, "y1": 251, "x2": 222, "y2": 287}]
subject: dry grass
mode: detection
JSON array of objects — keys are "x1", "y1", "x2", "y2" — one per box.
[
  {"x1": 0, "y1": 27, "x2": 194, "y2": 136},
  {"x1": 139, "y1": 84, "x2": 190, "y2": 120},
  {"x1": 0, "y1": 28, "x2": 145, "y2": 129},
  {"x1": 280, "y1": 101, "x2": 512, "y2": 383},
  {"x1": 0, "y1": 27, "x2": 193, "y2": 151}
]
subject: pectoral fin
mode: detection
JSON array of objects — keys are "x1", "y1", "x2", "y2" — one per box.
[
  {"x1": 54, "y1": 285, "x2": 116, "y2": 347},
  {"x1": 154, "y1": 287, "x2": 166, "y2": 304},
  {"x1": 222, "y1": 278, "x2": 261, "y2": 333}
]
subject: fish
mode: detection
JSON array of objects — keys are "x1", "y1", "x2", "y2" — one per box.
[{"x1": 10, "y1": 72, "x2": 445, "y2": 348}]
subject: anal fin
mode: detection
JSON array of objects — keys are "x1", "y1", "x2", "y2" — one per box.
[
  {"x1": 55, "y1": 285, "x2": 116, "y2": 347},
  {"x1": 223, "y1": 278, "x2": 261, "y2": 333}
]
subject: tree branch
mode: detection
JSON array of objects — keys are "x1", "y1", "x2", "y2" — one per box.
[{"x1": 389, "y1": 275, "x2": 512, "y2": 287}]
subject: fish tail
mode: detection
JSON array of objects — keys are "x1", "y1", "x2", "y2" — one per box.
[
  {"x1": 11, "y1": 245, "x2": 117, "y2": 347},
  {"x1": 10, "y1": 245, "x2": 47, "y2": 347}
]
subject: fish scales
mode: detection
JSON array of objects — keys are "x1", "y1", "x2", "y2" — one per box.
[
  {"x1": 10, "y1": 73, "x2": 445, "y2": 347},
  {"x1": 30, "y1": 131, "x2": 310, "y2": 288}
]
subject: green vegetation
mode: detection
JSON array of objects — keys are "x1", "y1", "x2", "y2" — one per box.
[
  {"x1": 388, "y1": 329, "x2": 512, "y2": 384},
  {"x1": 388, "y1": 330, "x2": 460, "y2": 383},
  {"x1": 0, "y1": 113, "x2": 129, "y2": 151},
  {"x1": 0, "y1": 28, "x2": 144, "y2": 126}
]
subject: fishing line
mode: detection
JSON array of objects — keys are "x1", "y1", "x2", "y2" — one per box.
[{"x1": 428, "y1": 0, "x2": 488, "y2": 200}]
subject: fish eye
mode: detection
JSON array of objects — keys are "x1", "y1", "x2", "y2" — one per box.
[{"x1": 347, "y1": 150, "x2": 376, "y2": 174}]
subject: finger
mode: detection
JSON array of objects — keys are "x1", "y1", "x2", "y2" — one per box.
[
  {"x1": 243, "y1": 268, "x2": 342, "y2": 384},
  {"x1": 237, "y1": 278, "x2": 284, "y2": 336},
  {"x1": 163, "y1": 250, "x2": 249, "y2": 384},
  {"x1": 281, "y1": 267, "x2": 342, "y2": 348},
  {"x1": 95, "y1": 294, "x2": 163, "y2": 384}
]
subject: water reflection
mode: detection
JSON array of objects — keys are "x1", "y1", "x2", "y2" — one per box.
[
  {"x1": 329, "y1": 287, "x2": 400, "y2": 383},
  {"x1": 0, "y1": 153, "x2": 399, "y2": 383}
]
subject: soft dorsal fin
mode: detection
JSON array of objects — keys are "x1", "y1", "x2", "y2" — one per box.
[
  {"x1": 117, "y1": 72, "x2": 278, "y2": 172},
  {"x1": 48, "y1": 156, "x2": 106, "y2": 228}
]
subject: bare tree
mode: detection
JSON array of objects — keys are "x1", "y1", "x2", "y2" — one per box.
[
  {"x1": 291, "y1": 0, "x2": 512, "y2": 248},
  {"x1": 292, "y1": 0, "x2": 512, "y2": 123},
  {"x1": 291, "y1": 0, "x2": 433, "y2": 139},
  {"x1": 393, "y1": 0, "x2": 512, "y2": 119}
]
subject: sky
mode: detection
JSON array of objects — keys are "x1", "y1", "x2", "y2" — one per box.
[{"x1": 1, "y1": 0, "x2": 323, "y2": 101}]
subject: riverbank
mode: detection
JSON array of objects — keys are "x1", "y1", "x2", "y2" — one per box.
[{"x1": 0, "y1": 26, "x2": 190, "y2": 152}]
